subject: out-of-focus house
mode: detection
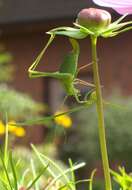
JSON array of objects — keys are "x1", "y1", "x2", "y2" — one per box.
[{"x1": 0, "y1": 0, "x2": 132, "y2": 142}]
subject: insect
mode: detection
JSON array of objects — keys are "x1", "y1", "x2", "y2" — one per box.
[{"x1": 28, "y1": 33, "x2": 95, "y2": 104}]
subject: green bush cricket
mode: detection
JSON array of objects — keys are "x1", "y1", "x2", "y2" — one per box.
[{"x1": 28, "y1": 34, "x2": 95, "y2": 104}]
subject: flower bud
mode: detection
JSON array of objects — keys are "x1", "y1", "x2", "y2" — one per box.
[{"x1": 76, "y1": 8, "x2": 111, "y2": 32}]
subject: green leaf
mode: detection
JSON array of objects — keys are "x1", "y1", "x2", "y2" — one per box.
[
  {"x1": 31, "y1": 144, "x2": 56, "y2": 178},
  {"x1": 58, "y1": 179, "x2": 91, "y2": 190},
  {"x1": 40, "y1": 153, "x2": 74, "y2": 189},
  {"x1": 27, "y1": 164, "x2": 49, "y2": 190},
  {"x1": 103, "y1": 100, "x2": 129, "y2": 110},
  {"x1": 89, "y1": 169, "x2": 96, "y2": 190},
  {"x1": 102, "y1": 20, "x2": 132, "y2": 38},
  {"x1": 110, "y1": 26, "x2": 132, "y2": 37},
  {"x1": 0, "y1": 148, "x2": 13, "y2": 190},
  {"x1": 44, "y1": 162, "x2": 86, "y2": 190},
  {"x1": 68, "y1": 159, "x2": 76, "y2": 190},
  {"x1": 109, "y1": 14, "x2": 128, "y2": 26},
  {"x1": 31, "y1": 159, "x2": 39, "y2": 190},
  {"x1": 16, "y1": 102, "x2": 94, "y2": 127},
  {"x1": 73, "y1": 23, "x2": 94, "y2": 35},
  {"x1": 9, "y1": 152, "x2": 18, "y2": 190},
  {"x1": 47, "y1": 27, "x2": 88, "y2": 39}
]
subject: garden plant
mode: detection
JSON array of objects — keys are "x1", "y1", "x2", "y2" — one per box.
[
  {"x1": 1, "y1": 0, "x2": 132, "y2": 190},
  {"x1": 58, "y1": 93, "x2": 132, "y2": 179}
]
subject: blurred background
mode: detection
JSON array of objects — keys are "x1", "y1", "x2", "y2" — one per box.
[{"x1": 0, "y1": 0, "x2": 132, "y2": 189}]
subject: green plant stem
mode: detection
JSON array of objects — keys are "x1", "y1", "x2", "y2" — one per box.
[
  {"x1": 91, "y1": 35, "x2": 112, "y2": 190},
  {"x1": 4, "y1": 113, "x2": 8, "y2": 167}
]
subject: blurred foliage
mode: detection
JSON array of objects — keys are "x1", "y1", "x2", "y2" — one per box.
[
  {"x1": 0, "y1": 141, "x2": 88, "y2": 190},
  {"x1": 13, "y1": 143, "x2": 68, "y2": 178},
  {"x1": 0, "y1": 50, "x2": 46, "y2": 121},
  {"x1": 58, "y1": 92, "x2": 132, "y2": 171},
  {"x1": 0, "y1": 84, "x2": 45, "y2": 121},
  {"x1": 111, "y1": 167, "x2": 132, "y2": 190},
  {"x1": 0, "y1": 52, "x2": 14, "y2": 82}
]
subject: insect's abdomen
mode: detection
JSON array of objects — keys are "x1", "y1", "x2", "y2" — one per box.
[
  {"x1": 61, "y1": 78, "x2": 79, "y2": 96},
  {"x1": 59, "y1": 52, "x2": 77, "y2": 76},
  {"x1": 59, "y1": 38, "x2": 79, "y2": 77}
]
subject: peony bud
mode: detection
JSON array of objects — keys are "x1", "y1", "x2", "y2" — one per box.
[{"x1": 76, "y1": 8, "x2": 111, "y2": 32}]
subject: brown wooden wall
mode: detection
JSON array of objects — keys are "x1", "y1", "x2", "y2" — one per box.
[
  {"x1": 1, "y1": 22, "x2": 132, "y2": 142},
  {"x1": 2, "y1": 28, "x2": 132, "y2": 96}
]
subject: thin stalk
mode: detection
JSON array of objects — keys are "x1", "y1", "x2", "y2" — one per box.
[
  {"x1": 91, "y1": 35, "x2": 112, "y2": 190},
  {"x1": 4, "y1": 113, "x2": 8, "y2": 167}
]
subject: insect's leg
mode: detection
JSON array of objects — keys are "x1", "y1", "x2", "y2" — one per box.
[
  {"x1": 84, "y1": 89, "x2": 95, "y2": 101},
  {"x1": 74, "y1": 78, "x2": 95, "y2": 87},
  {"x1": 73, "y1": 89, "x2": 90, "y2": 104},
  {"x1": 75, "y1": 79, "x2": 104, "y2": 88},
  {"x1": 28, "y1": 34, "x2": 55, "y2": 77},
  {"x1": 77, "y1": 63, "x2": 93, "y2": 76},
  {"x1": 74, "y1": 90, "x2": 97, "y2": 105},
  {"x1": 74, "y1": 93, "x2": 85, "y2": 104},
  {"x1": 77, "y1": 58, "x2": 100, "y2": 75},
  {"x1": 77, "y1": 62, "x2": 93, "y2": 74}
]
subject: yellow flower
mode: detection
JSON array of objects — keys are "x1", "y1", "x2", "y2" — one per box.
[
  {"x1": 13, "y1": 127, "x2": 26, "y2": 137},
  {"x1": 0, "y1": 121, "x2": 5, "y2": 135},
  {"x1": 8, "y1": 121, "x2": 26, "y2": 137},
  {"x1": 8, "y1": 121, "x2": 17, "y2": 133},
  {"x1": 0, "y1": 120, "x2": 26, "y2": 137},
  {"x1": 54, "y1": 111, "x2": 72, "y2": 128}
]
